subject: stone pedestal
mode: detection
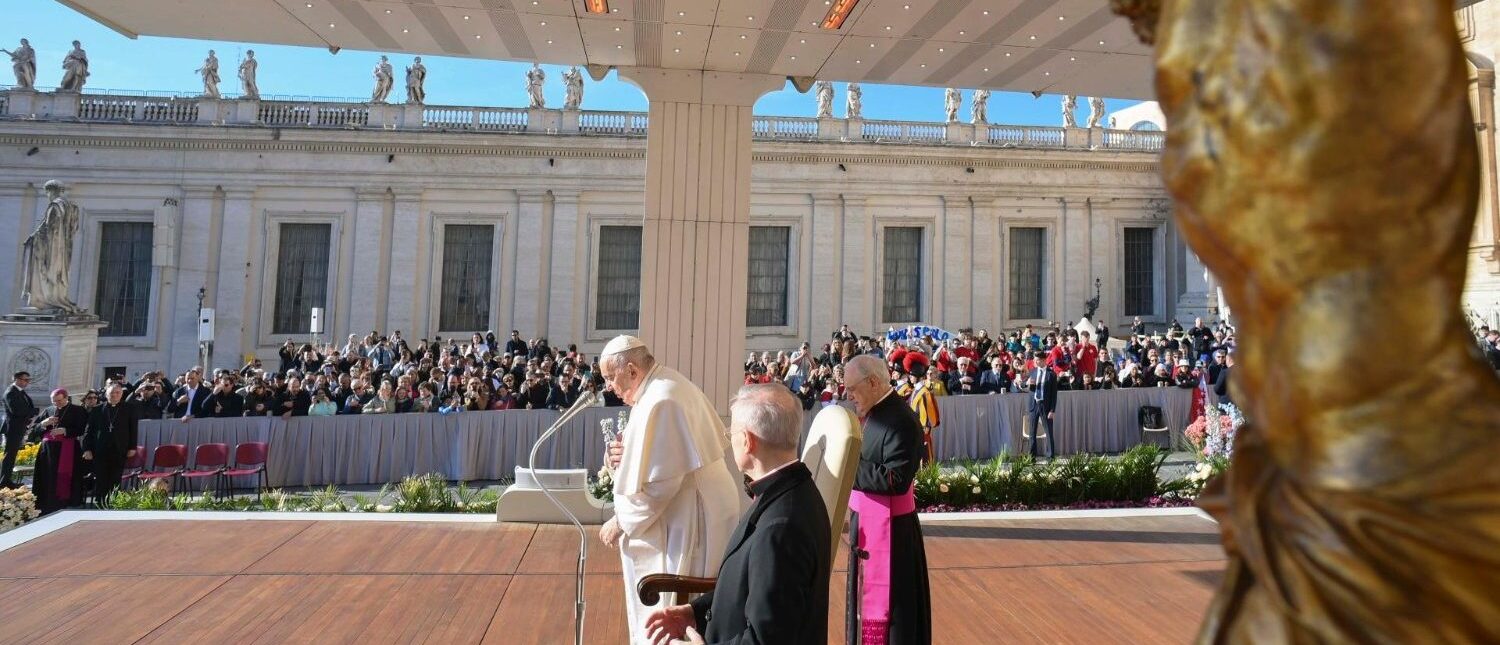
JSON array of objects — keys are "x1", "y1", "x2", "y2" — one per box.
[
  {"x1": 527, "y1": 108, "x2": 561, "y2": 133},
  {"x1": 0, "y1": 314, "x2": 107, "y2": 403},
  {"x1": 1175, "y1": 249, "x2": 1218, "y2": 322},
  {"x1": 1063, "y1": 126, "x2": 1090, "y2": 149},
  {"x1": 4, "y1": 89, "x2": 39, "y2": 117},
  {"x1": 51, "y1": 92, "x2": 80, "y2": 119}
]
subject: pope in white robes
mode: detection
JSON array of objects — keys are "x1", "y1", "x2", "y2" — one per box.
[{"x1": 598, "y1": 335, "x2": 746, "y2": 644}]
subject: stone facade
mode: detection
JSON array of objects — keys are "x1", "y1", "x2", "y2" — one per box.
[
  {"x1": 1463, "y1": 0, "x2": 1500, "y2": 329},
  {"x1": 0, "y1": 89, "x2": 1177, "y2": 380}
]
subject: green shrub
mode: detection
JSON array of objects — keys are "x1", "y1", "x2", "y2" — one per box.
[{"x1": 916, "y1": 446, "x2": 1172, "y2": 509}]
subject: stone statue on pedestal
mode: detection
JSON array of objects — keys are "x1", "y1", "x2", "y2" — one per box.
[
  {"x1": 526, "y1": 63, "x2": 546, "y2": 109},
  {"x1": 1087, "y1": 96, "x2": 1106, "y2": 128},
  {"x1": 406, "y1": 57, "x2": 426, "y2": 104},
  {"x1": 971, "y1": 89, "x2": 990, "y2": 124},
  {"x1": 197, "y1": 50, "x2": 220, "y2": 99},
  {"x1": 1061, "y1": 94, "x2": 1077, "y2": 128},
  {"x1": 846, "y1": 83, "x2": 862, "y2": 119},
  {"x1": 370, "y1": 55, "x2": 394, "y2": 103},
  {"x1": 814, "y1": 81, "x2": 834, "y2": 118},
  {"x1": 944, "y1": 87, "x2": 961, "y2": 123},
  {"x1": 2, "y1": 38, "x2": 36, "y2": 90},
  {"x1": 21, "y1": 181, "x2": 83, "y2": 315},
  {"x1": 239, "y1": 50, "x2": 259, "y2": 100},
  {"x1": 59, "y1": 41, "x2": 88, "y2": 92},
  {"x1": 563, "y1": 66, "x2": 583, "y2": 110}
]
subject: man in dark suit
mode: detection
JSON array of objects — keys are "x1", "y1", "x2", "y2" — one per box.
[
  {"x1": 1025, "y1": 350, "x2": 1059, "y2": 460},
  {"x1": 168, "y1": 368, "x2": 212, "y2": 420},
  {"x1": 83, "y1": 383, "x2": 139, "y2": 506},
  {"x1": 2, "y1": 371, "x2": 39, "y2": 488},
  {"x1": 1213, "y1": 352, "x2": 1234, "y2": 405},
  {"x1": 644, "y1": 384, "x2": 830, "y2": 645}
]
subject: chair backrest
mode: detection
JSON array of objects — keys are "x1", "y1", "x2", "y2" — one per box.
[
  {"x1": 234, "y1": 442, "x2": 268, "y2": 467},
  {"x1": 124, "y1": 445, "x2": 146, "y2": 469},
  {"x1": 800, "y1": 405, "x2": 863, "y2": 559},
  {"x1": 1139, "y1": 404, "x2": 1167, "y2": 432},
  {"x1": 194, "y1": 443, "x2": 229, "y2": 468},
  {"x1": 153, "y1": 444, "x2": 188, "y2": 469}
]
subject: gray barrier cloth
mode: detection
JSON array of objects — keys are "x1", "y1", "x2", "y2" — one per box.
[{"x1": 136, "y1": 388, "x2": 1194, "y2": 488}]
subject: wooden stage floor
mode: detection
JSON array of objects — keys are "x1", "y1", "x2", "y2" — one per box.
[{"x1": 0, "y1": 512, "x2": 1224, "y2": 644}]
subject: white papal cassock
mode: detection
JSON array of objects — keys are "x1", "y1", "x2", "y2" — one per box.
[{"x1": 613, "y1": 363, "x2": 746, "y2": 644}]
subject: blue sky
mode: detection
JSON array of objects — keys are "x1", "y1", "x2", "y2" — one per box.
[{"x1": 3, "y1": 0, "x2": 1140, "y2": 125}]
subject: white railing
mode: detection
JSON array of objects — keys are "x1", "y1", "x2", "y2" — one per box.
[
  {"x1": 752, "y1": 116, "x2": 819, "y2": 140},
  {"x1": 0, "y1": 88, "x2": 1166, "y2": 156},
  {"x1": 860, "y1": 120, "x2": 947, "y2": 142},
  {"x1": 1101, "y1": 129, "x2": 1165, "y2": 152},
  {"x1": 422, "y1": 106, "x2": 527, "y2": 131},
  {"x1": 78, "y1": 97, "x2": 138, "y2": 121},
  {"x1": 258, "y1": 102, "x2": 312, "y2": 126},
  {"x1": 988, "y1": 125, "x2": 1067, "y2": 148},
  {"x1": 475, "y1": 107, "x2": 527, "y2": 131},
  {"x1": 579, "y1": 110, "x2": 649, "y2": 135},
  {"x1": 140, "y1": 99, "x2": 198, "y2": 123}
]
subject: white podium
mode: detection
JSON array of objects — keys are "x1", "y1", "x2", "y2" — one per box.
[{"x1": 496, "y1": 467, "x2": 613, "y2": 525}]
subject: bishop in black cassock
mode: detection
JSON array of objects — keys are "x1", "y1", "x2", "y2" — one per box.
[
  {"x1": 846, "y1": 355, "x2": 932, "y2": 645},
  {"x1": 30, "y1": 389, "x2": 89, "y2": 514}
]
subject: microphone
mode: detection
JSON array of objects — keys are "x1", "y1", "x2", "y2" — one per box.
[{"x1": 527, "y1": 389, "x2": 599, "y2": 645}]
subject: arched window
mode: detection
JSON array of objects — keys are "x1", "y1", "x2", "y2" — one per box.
[{"x1": 1130, "y1": 120, "x2": 1163, "y2": 132}]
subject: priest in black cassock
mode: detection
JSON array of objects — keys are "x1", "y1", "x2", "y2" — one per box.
[
  {"x1": 84, "y1": 384, "x2": 139, "y2": 506},
  {"x1": 844, "y1": 354, "x2": 932, "y2": 645},
  {"x1": 29, "y1": 388, "x2": 89, "y2": 514}
]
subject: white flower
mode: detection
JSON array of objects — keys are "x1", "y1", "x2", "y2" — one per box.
[
  {"x1": 938, "y1": 483, "x2": 949, "y2": 493},
  {"x1": 971, "y1": 486, "x2": 981, "y2": 494},
  {"x1": 970, "y1": 475, "x2": 979, "y2": 484},
  {"x1": 375, "y1": 504, "x2": 394, "y2": 512}
]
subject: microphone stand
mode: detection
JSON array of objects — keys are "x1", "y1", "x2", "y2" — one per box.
[{"x1": 527, "y1": 391, "x2": 598, "y2": 645}]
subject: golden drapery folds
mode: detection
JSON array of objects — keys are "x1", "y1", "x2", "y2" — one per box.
[{"x1": 1113, "y1": 0, "x2": 1500, "y2": 641}]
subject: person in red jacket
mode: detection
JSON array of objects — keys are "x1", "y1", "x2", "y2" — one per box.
[{"x1": 1074, "y1": 330, "x2": 1100, "y2": 378}]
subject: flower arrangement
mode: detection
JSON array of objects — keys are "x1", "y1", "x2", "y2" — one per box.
[
  {"x1": 1180, "y1": 402, "x2": 1245, "y2": 496},
  {"x1": 15, "y1": 442, "x2": 41, "y2": 467},
  {"x1": 589, "y1": 467, "x2": 614, "y2": 503},
  {"x1": 1, "y1": 485, "x2": 41, "y2": 533},
  {"x1": 914, "y1": 445, "x2": 1175, "y2": 510}
]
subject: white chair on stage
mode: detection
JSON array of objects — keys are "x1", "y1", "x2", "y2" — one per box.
[{"x1": 636, "y1": 404, "x2": 863, "y2": 605}]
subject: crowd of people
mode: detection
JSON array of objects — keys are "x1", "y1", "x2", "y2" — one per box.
[
  {"x1": 746, "y1": 317, "x2": 1239, "y2": 411},
  {"x1": 98, "y1": 330, "x2": 622, "y2": 422}
]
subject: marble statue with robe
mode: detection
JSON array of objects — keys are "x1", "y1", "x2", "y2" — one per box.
[
  {"x1": 405, "y1": 57, "x2": 426, "y2": 104},
  {"x1": 59, "y1": 41, "x2": 88, "y2": 92},
  {"x1": 526, "y1": 63, "x2": 545, "y2": 109},
  {"x1": 197, "y1": 50, "x2": 220, "y2": 99},
  {"x1": 370, "y1": 55, "x2": 393, "y2": 103},
  {"x1": 1086, "y1": 96, "x2": 1106, "y2": 128},
  {"x1": 601, "y1": 335, "x2": 745, "y2": 644},
  {"x1": 846, "y1": 82, "x2": 862, "y2": 120},
  {"x1": 22, "y1": 181, "x2": 83, "y2": 314},
  {"x1": 944, "y1": 87, "x2": 961, "y2": 123},
  {"x1": 971, "y1": 89, "x2": 990, "y2": 124},
  {"x1": 239, "y1": 50, "x2": 259, "y2": 100},
  {"x1": 3, "y1": 38, "x2": 36, "y2": 90},
  {"x1": 1061, "y1": 94, "x2": 1078, "y2": 128},
  {"x1": 815, "y1": 80, "x2": 834, "y2": 119},
  {"x1": 562, "y1": 66, "x2": 583, "y2": 110}
]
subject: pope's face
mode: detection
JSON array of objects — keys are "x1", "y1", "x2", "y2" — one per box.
[{"x1": 601, "y1": 361, "x2": 644, "y2": 405}]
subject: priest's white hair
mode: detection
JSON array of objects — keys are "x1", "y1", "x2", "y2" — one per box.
[
  {"x1": 730, "y1": 384, "x2": 802, "y2": 451},
  {"x1": 844, "y1": 354, "x2": 887, "y2": 387}
]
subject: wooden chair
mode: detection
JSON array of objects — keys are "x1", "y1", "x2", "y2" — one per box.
[{"x1": 637, "y1": 405, "x2": 863, "y2": 606}]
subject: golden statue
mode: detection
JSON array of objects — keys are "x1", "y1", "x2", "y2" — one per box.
[{"x1": 1112, "y1": 0, "x2": 1500, "y2": 641}]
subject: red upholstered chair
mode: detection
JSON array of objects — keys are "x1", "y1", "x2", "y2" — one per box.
[
  {"x1": 224, "y1": 442, "x2": 269, "y2": 502},
  {"x1": 120, "y1": 444, "x2": 146, "y2": 491},
  {"x1": 181, "y1": 443, "x2": 229, "y2": 498},
  {"x1": 137, "y1": 444, "x2": 188, "y2": 491}
]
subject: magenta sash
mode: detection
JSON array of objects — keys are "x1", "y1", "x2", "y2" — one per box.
[
  {"x1": 42, "y1": 434, "x2": 76, "y2": 501},
  {"x1": 849, "y1": 485, "x2": 917, "y2": 645}
]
